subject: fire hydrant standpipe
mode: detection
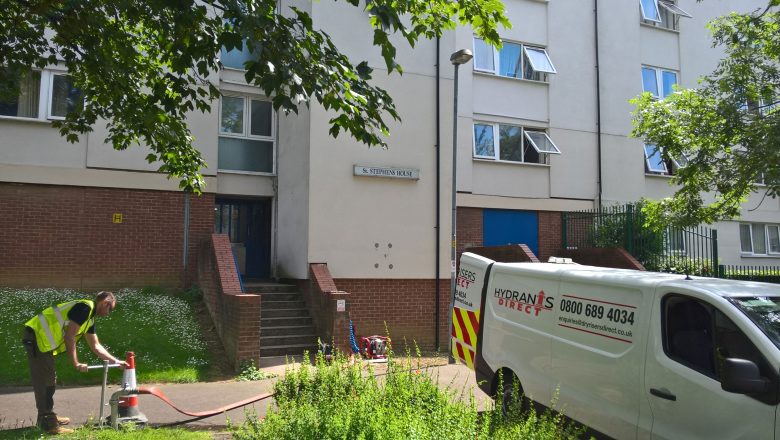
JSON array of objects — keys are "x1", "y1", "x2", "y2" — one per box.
[{"x1": 86, "y1": 361, "x2": 122, "y2": 428}]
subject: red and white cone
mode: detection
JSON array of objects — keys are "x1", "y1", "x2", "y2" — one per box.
[{"x1": 118, "y1": 352, "x2": 141, "y2": 418}]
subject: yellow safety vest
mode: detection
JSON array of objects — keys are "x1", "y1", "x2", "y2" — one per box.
[{"x1": 25, "y1": 300, "x2": 95, "y2": 355}]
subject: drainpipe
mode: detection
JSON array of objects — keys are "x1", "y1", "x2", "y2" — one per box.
[
  {"x1": 183, "y1": 192, "x2": 191, "y2": 285},
  {"x1": 595, "y1": 0, "x2": 603, "y2": 209},
  {"x1": 435, "y1": 36, "x2": 442, "y2": 351}
]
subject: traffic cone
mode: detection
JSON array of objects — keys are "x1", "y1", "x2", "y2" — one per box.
[{"x1": 118, "y1": 352, "x2": 141, "y2": 418}]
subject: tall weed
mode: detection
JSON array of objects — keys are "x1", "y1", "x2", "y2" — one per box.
[{"x1": 232, "y1": 350, "x2": 585, "y2": 440}]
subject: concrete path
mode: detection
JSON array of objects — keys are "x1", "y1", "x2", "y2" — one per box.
[{"x1": 0, "y1": 361, "x2": 490, "y2": 431}]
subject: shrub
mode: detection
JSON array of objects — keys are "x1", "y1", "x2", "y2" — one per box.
[{"x1": 231, "y1": 351, "x2": 586, "y2": 440}]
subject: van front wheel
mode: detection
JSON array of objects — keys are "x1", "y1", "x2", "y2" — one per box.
[{"x1": 498, "y1": 372, "x2": 528, "y2": 420}]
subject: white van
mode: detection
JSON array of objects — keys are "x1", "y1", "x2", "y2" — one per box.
[{"x1": 452, "y1": 252, "x2": 780, "y2": 440}]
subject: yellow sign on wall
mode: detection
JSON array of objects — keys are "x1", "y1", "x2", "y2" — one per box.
[{"x1": 112, "y1": 213, "x2": 123, "y2": 224}]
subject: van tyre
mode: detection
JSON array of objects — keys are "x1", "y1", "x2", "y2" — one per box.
[{"x1": 498, "y1": 373, "x2": 529, "y2": 420}]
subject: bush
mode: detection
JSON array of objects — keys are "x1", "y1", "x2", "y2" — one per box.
[{"x1": 231, "y1": 351, "x2": 586, "y2": 440}]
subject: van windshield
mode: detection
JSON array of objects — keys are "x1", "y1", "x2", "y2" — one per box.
[{"x1": 731, "y1": 297, "x2": 780, "y2": 349}]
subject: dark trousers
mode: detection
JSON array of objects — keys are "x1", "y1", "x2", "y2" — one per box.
[{"x1": 22, "y1": 327, "x2": 57, "y2": 427}]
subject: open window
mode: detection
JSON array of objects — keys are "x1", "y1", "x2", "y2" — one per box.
[
  {"x1": 644, "y1": 144, "x2": 687, "y2": 175},
  {"x1": 523, "y1": 47, "x2": 557, "y2": 75},
  {"x1": 474, "y1": 123, "x2": 561, "y2": 165},
  {"x1": 640, "y1": 0, "x2": 692, "y2": 30},
  {"x1": 473, "y1": 37, "x2": 556, "y2": 82}
]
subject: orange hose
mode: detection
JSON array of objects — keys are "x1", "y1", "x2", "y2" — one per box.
[{"x1": 138, "y1": 386, "x2": 273, "y2": 418}]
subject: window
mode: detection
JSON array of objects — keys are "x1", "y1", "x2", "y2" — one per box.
[
  {"x1": 473, "y1": 38, "x2": 556, "y2": 82},
  {"x1": 662, "y1": 294, "x2": 778, "y2": 404},
  {"x1": 640, "y1": 0, "x2": 692, "y2": 30},
  {"x1": 666, "y1": 227, "x2": 686, "y2": 254},
  {"x1": 218, "y1": 95, "x2": 274, "y2": 173},
  {"x1": 644, "y1": 144, "x2": 686, "y2": 175},
  {"x1": 473, "y1": 122, "x2": 561, "y2": 164},
  {"x1": 221, "y1": 44, "x2": 253, "y2": 70},
  {"x1": 0, "y1": 70, "x2": 81, "y2": 120},
  {"x1": 740, "y1": 223, "x2": 780, "y2": 255},
  {"x1": 642, "y1": 66, "x2": 678, "y2": 99}
]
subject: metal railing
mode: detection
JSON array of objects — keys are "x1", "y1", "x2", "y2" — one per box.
[
  {"x1": 718, "y1": 264, "x2": 780, "y2": 283},
  {"x1": 562, "y1": 204, "x2": 718, "y2": 276}
]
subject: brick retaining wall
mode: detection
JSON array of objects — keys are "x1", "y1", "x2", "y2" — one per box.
[{"x1": 0, "y1": 182, "x2": 213, "y2": 288}]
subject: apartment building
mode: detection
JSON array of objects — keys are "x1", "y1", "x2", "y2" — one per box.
[{"x1": 0, "y1": 0, "x2": 777, "y2": 348}]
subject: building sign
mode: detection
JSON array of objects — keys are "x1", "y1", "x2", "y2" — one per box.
[
  {"x1": 354, "y1": 165, "x2": 419, "y2": 180},
  {"x1": 112, "y1": 213, "x2": 123, "y2": 224}
]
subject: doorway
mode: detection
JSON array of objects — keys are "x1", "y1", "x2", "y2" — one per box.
[{"x1": 214, "y1": 198, "x2": 272, "y2": 279}]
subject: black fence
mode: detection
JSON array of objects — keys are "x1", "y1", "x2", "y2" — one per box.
[
  {"x1": 718, "y1": 265, "x2": 780, "y2": 284},
  {"x1": 562, "y1": 204, "x2": 719, "y2": 276}
]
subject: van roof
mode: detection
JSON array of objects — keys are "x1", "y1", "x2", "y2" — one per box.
[{"x1": 493, "y1": 262, "x2": 780, "y2": 298}]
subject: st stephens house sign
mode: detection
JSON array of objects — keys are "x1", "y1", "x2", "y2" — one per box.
[{"x1": 353, "y1": 165, "x2": 420, "y2": 180}]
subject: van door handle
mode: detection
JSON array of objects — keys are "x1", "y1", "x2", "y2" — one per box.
[{"x1": 649, "y1": 388, "x2": 676, "y2": 401}]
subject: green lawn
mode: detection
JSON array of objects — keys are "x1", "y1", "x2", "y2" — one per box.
[
  {"x1": 0, "y1": 287, "x2": 212, "y2": 386},
  {"x1": 0, "y1": 426, "x2": 213, "y2": 440}
]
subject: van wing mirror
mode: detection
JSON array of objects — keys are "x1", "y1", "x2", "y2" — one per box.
[{"x1": 720, "y1": 358, "x2": 769, "y2": 394}]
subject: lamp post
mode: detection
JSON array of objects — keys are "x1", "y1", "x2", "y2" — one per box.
[{"x1": 447, "y1": 48, "x2": 473, "y2": 363}]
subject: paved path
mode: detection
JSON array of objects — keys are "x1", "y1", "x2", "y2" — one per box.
[{"x1": 0, "y1": 362, "x2": 489, "y2": 431}]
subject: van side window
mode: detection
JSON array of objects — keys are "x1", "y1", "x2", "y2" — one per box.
[
  {"x1": 663, "y1": 295, "x2": 779, "y2": 404},
  {"x1": 663, "y1": 296, "x2": 716, "y2": 377}
]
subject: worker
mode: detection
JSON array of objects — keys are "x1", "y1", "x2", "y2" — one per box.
[{"x1": 21, "y1": 291, "x2": 128, "y2": 434}]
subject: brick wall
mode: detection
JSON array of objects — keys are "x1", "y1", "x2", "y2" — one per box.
[
  {"x1": 558, "y1": 247, "x2": 646, "y2": 270},
  {"x1": 465, "y1": 244, "x2": 540, "y2": 263},
  {"x1": 197, "y1": 234, "x2": 262, "y2": 369},
  {"x1": 335, "y1": 279, "x2": 451, "y2": 351},
  {"x1": 299, "y1": 264, "x2": 352, "y2": 353},
  {"x1": 538, "y1": 211, "x2": 563, "y2": 262},
  {"x1": 0, "y1": 182, "x2": 213, "y2": 288},
  {"x1": 457, "y1": 207, "x2": 484, "y2": 257}
]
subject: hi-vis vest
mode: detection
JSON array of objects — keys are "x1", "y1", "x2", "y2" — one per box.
[{"x1": 25, "y1": 300, "x2": 95, "y2": 355}]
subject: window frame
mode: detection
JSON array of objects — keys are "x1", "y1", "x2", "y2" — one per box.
[
  {"x1": 472, "y1": 37, "x2": 556, "y2": 82},
  {"x1": 741, "y1": 223, "x2": 780, "y2": 256},
  {"x1": 0, "y1": 69, "x2": 77, "y2": 122},
  {"x1": 642, "y1": 66, "x2": 678, "y2": 99},
  {"x1": 640, "y1": 0, "x2": 691, "y2": 30},
  {"x1": 472, "y1": 121, "x2": 561, "y2": 164},
  {"x1": 643, "y1": 144, "x2": 687, "y2": 175},
  {"x1": 217, "y1": 93, "x2": 276, "y2": 175}
]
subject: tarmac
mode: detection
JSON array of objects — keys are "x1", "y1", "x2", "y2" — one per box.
[{"x1": 0, "y1": 358, "x2": 489, "y2": 432}]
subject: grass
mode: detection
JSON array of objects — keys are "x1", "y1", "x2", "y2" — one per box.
[
  {"x1": 0, "y1": 426, "x2": 213, "y2": 440},
  {"x1": 0, "y1": 287, "x2": 212, "y2": 386},
  {"x1": 230, "y1": 350, "x2": 586, "y2": 440}
]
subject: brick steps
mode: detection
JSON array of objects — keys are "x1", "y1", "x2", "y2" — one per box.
[{"x1": 250, "y1": 282, "x2": 319, "y2": 359}]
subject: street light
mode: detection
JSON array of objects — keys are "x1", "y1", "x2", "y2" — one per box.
[{"x1": 447, "y1": 48, "x2": 472, "y2": 363}]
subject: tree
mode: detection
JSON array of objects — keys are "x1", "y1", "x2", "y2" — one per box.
[
  {"x1": 0, "y1": 0, "x2": 509, "y2": 193},
  {"x1": 631, "y1": 0, "x2": 779, "y2": 230}
]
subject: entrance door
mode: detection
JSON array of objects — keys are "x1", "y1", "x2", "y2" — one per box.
[
  {"x1": 482, "y1": 209, "x2": 539, "y2": 256},
  {"x1": 214, "y1": 198, "x2": 272, "y2": 279}
]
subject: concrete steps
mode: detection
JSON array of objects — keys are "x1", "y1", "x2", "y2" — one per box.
[{"x1": 244, "y1": 282, "x2": 319, "y2": 358}]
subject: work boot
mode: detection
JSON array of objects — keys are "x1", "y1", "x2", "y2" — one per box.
[
  {"x1": 44, "y1": 425, "x2": 74, "y2": 435},
  {"x1": 39, "y1": 414, "x2": 74, "y2": 435},
  {"x1": 56, "y1": 415, "x2": 70, "y2": 425}
]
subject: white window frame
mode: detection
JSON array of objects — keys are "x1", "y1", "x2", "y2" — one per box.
[
  {"x1": 640, "y1": 0, "x2": 691, "y2": 29},
  {"x1": 740, "y1": 223, "x2": 780, "y2": 255},
  {"x1": 472, "y1": 37, "x2": 556, "y2": 82},
  {"x1": 665, "y1": 227, "x2": 687, "y2": 254},
  {"x1": 0, "y1": 68, "x2": 76, "y2": 122},
  {"x1": 640, "y1": 0, "x2": 661, "y2": 22},
  {"x1": 642, "y1": 66, "x2": 678, "y2": 99},
  {"x1": 47, "y1": 73, "x2": 81, "y2": 121},
  {"x1": 472, "y1": 122, "x2": 561, "y2": 164},
  {"x1": 644, "y1": 144, "x2": 688, "y2": 175},
  {"x1": 218, "y1": 94, "x2": 276, "y2": 174}
]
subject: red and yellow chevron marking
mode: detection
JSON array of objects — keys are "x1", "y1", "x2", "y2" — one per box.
[
  {"x1": 451, "y1": 307, "x2": 480, "y2": 369},
  {"x1": 452, "y1": 339, "x2": 475, "y2": 369}
]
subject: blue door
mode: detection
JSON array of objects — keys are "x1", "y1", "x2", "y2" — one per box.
[{"x1": 483, "y1": 209, "x2": 539, "y2": 256}]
